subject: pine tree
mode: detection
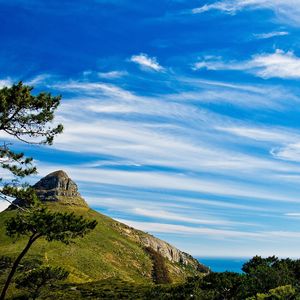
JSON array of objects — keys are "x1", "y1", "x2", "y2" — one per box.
[
  {"x1": 0, "y1": 82, "x2": 97, "y2": 299},
  {"x1": 0, "y1": 81, "x2": 63, "y2": 207},
  {"x1": 0, "y1": 207, "x2": 97, "y2": 299},
  {"x1": 15, "y1": 266, "x2": 69, "y2": 300}
]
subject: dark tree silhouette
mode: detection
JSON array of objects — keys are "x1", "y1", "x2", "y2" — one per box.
[
  {"x1": 0, "y1": 207, "x2": 97, "y2": 299},
  {"x1": 15, "y1": 266, "x2": 69, "y2": 300}
]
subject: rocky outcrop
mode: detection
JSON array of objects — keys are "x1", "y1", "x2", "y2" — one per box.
[
  {"x1": 9, "y1": 170, "x2": 88, "y2": 209},
  {"x1": 32, "y1": 170, "x2": 88, "y2": 207},
  {"x1": 139, "y1": 234, "x2": 207, "y2": 272},
  {"x1": 119, "y1": 224, "x2": 208, "y2": 273},
  {"x1": 140, "y1": 235, "x2": 191, "y2": 264},
  {"x1": 6, "y1": 169, "x2": 208, "y2": 280}
]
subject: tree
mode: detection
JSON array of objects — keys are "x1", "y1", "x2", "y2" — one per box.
[
  {"x1": 200, "y1": 271, "x2": 243, "y2": 300},
  {"x1": 0, "y1": 81, "x2": 63, "y2": 206},
  {"x1": 145, "y1": 247, "x2": 171, "y2": 284},
  {"x1": 242, "y1": 256, "x2": 279, "y2": 274},
  {"x1": 0, "y1": 257, "x2": 12, "y2": 276},
  {"x1": 15, "y1": 266, "x2": 69, "y2": 300},
  {"x1": 240, "y1": 256, "x2": 296, "y2": 297},
  {"x1": 0, "y1": 206, "x2": 97, "y2": 299},
  {"x1": 246, "y1": 285, "x2": 298, "y2": 300},
  {"x1": 0, "y1": 82, "x2": 96, "y2": 299}
]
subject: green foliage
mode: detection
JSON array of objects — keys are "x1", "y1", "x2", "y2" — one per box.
[
  {"x1": 0, "y1": 81, "x2": 63, "y2": 209},
  {"x1": 145, "y1": 247, "x2": 171, "y2": 284},
  {"x1": 242, "y1": 256, "x2": 279, "y2": 274},
  {"x1": 247, "y1": 285, "x2": 298, "y2": 300},
  {"x1": 1, "y1": 206, "x2": 97, "y2": 299},
  {"x1": 1, "y1": 186, "x2": 40, "y2": 209},
  {"x1": 0, "y1": 144, "x2": 36, "y2": 179},
  {"x1": 200, "y1": 271, "x2": 243, "y2": 299},
  {"x1": 15, "y1": 266, "x2": 69, "y2": 300},
  {"x1": 240, "y1": 256, "x2": 297, "y2": 297},
  {"x1": 0, "y1": 205, "x2": 199, "y2": 286},
  {"x1": 0, "y1": 81, "x2": 63, "y2": 146},
  {"x1": 0, "y1": 257, "x2": 12, "y2": 275},
  {"x1": 16, "y1": 257, "x2": 43, "y2": 273},
  {"x1": 6, "y1": 206, "x2": 97, "y2": 244},
  {"x1": 158, "y1": 256, "x2": 300, "y2": 300},
  {"x1": 0, "y1": 82, "x2": 76, "y2": 300}
]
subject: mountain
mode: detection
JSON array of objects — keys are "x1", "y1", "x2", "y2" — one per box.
[{"x1": 0, "y1": 170, "x2": 208, "y2": 284}]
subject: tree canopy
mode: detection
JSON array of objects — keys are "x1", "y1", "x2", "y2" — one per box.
[
  {"x1": 6, "y1": 206, "x2": 97, "y2": 244},
  {"x1": 15, "y1": 266, "x2": 69, "y2": 300},
  {"x1": 0, "y1": 81, "x2": 63, "y2": 181},
  {"x1": 0, "y1": 82, "x2": 97, "y2": 300}
]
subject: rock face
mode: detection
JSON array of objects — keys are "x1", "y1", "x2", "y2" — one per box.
[
  {"x1": 6, "y1": 170, "x2": 208, "y2": 279},
  {"x1": 32, "y1": 170, "x2": 88, "y2": 207},
  {"x1": 119, "y1": 224, "x2": 208, "y2": 273},
  {"x1": 139, "y1": 235, "x2": 197, "y2": 266}
]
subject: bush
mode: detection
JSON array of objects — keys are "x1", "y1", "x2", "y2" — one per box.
[{"x1": 145, "y1": 247, "x2": 171, "y2": 284}]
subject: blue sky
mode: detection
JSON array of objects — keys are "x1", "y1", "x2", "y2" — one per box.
[{"x1": 2, "y1": 0, "x2": 300, "y2": 258}]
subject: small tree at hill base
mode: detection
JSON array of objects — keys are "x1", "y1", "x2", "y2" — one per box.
[
  {"x1": 15, "y1": 266, "x2": 69, "y2": 300},
  {"x1": 0, "y1": 206, "x2": 97, "y2": 299},
  {"x1": 0, "y1": 82, "x2": 97, "y2": 300}
]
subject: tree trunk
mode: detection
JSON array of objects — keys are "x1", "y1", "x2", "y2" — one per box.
[{"x1": 0, "y1": 234, "x2": 40, "y2": 300}]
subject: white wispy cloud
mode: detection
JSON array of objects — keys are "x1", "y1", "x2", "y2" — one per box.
[
  {"x1": 194, "y1": 49, "x2": 300, "y2": 79},
  {"x1": 117, "y1": 219, "x2": 300, "y2": 240},
  {"x1": 37, "y1": 162, "x2": 300, "y2": 204},
  {"x1": 45, "y1": 78, "x2": 300, "y2": 183},
  {"x1": 253, "y1": 31, "x2": 289, "y2": 40},
  {"x1": 8, "y1": 73, "x2": 300, "y2": 256},
  {"x1": 25, "y1": 74, "x2": 52, "y2": 86},
  {"x1": 285, "y1": 213, "x2": 300, "y2": 217},
  {"x1": 97, "y1": 70, "x2": 127, "y2": 79},
  {"x1": 86, "y1": 195, "x2": 270, "y2": 215},
  {"x1": 53, "y1": 81, "x2": 135, "y2": 100},
  {"x1": 117, "y1": 219, "x2": 263, "y2": 238},
  {"x1": 217, "y1": 126, "x2": 300, "y2": 144},
  {"x1": 192, "y1": 0, "x2": 300, "y2": 26},
  {"x1": 131, "y1": 208, "x2": 245, "y2": 226},
  {"x1": 216, "y1": 126, "x2": 300, "y2": 164},
  {"x1": 192, "y1": 0, "x2": 248, "y2": 15},
  {"x1": 130, "y1": 53, "x2": 165, "y2": 71},
  {"x1": 0, "y1": 78, "x2": 13, "y2": 88},
  {"x1": 271, "y1": 143, "x2": 300, "y2": 162}
]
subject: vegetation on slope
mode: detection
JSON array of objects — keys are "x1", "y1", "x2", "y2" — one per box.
[
  {"x1": 0, "y1": 203, "x2": 201, "y2": 289},
  {"x1": 2, "y1": 206, "x2": 300, "y2": 300}
]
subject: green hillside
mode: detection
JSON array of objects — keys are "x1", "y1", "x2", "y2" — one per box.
[
  {"x1": 0, "y1": 170, "x2": 207, "y2": 299},
  {"x1": 0, "y1": 203, "x2": 204, "y2": 284}
]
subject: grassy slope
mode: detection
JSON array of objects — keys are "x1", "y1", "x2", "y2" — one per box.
[
  {"x1": 0, "y1": 205, "x2": 153, "y2": 284},
  {"x1": 0, "y1": 203, "x2": 199, "y2": 286}
]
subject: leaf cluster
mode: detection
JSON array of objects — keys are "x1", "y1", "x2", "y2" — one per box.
[
  {"x1": 15, "y1": 266, "x2": 69, "y2": 290},
  {"x1": 0, "y1": 82, "x2": 63, "y2": 145},
  {"x1": 0, "y1": 143, "x2": 36, "y2": 178},
  {"x1": 0, "y1": 81, "x2": 63, "y2": 185},
  {"x1": 157, "y1": 256, "x2": 300, "y2": 299},
  {"x1": 0, "y1": 256, "x2": 12, "y2": 275},
  {"x1": 246, "y1": 285, "x2": 298, "y2": 300},
  {"x1": 0, "y1": 186, "x2": 40, "y2": 209},
  {"x1": 5, "y1": 207, "x2": 97, "y2": 244},
  {"x1": 15, "y1": 265, "x2": 69, "y2": 300}
]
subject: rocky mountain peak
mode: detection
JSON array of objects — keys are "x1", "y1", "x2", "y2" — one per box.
[{"x1": 32, "y1": 170, "x2": 88, "y2": 207}]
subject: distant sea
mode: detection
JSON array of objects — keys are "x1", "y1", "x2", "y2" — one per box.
[{"x1": 197, "y1": 257, "x2": 249, "y2": 273}]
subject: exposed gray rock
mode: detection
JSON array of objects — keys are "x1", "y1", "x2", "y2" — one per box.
[
  {"x1": 140, "y1": 235, "x2": 188, "y2": 264},
  {"x1": 8, "y1": 170, "x2": 88, "y2": 209},
  {"x1": 119, "y1": 224, "x2": 208, "y2": 273},
  {"x1": 32, "y1": 170, "x2": 88, "y2": 207},
  {"x1": 138, "y1": 235, "x2": 207, "y2": 272}
]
